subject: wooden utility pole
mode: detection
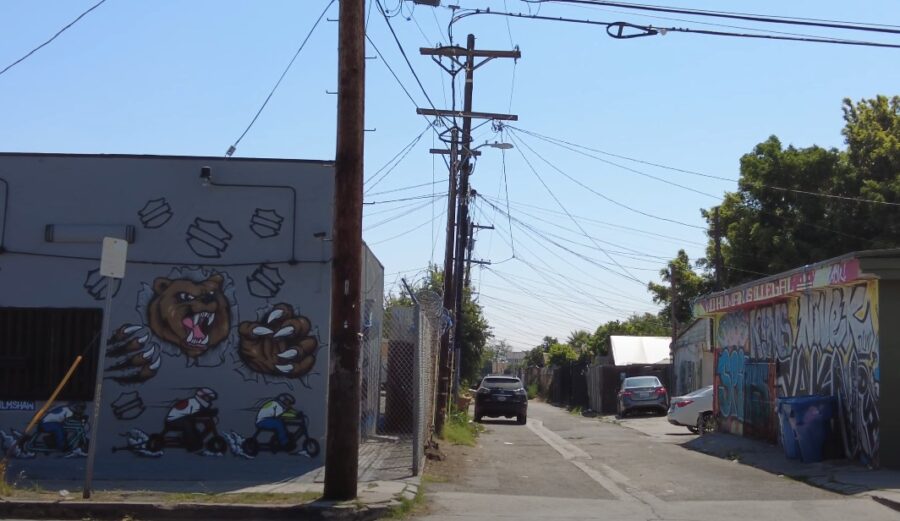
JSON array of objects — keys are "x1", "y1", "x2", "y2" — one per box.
[
  {"x1": 670, "y1": 263, "x2": 679, "y2": 358},
  {"x1": 324, "y1": 0, "x2": 365, "y2": 501},
  {"x1": 421, "y1": 35, "x2": 519, "y2": 425},
  {"x1": 432, "y1": 127, "x2": 458, "y2": 436},
  {"x1": 713, "y1": 206, "x2": 724, "y2": 290},
  {"x1": 451, "y1": 34, "x2": 477, "y2": 397},
  {"x1": 465, "y1": 223, "x2": 494, "y2": 288}
]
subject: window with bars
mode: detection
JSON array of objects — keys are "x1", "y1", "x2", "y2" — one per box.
[{"x1": 0, "y1": 308, "x2": 101, "y2": 401}]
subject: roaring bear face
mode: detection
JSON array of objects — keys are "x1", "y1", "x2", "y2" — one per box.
[{"x1": 146, "y1": 274, "x2": 231, "y2": 358}]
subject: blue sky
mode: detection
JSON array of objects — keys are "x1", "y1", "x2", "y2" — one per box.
[{"x1": 2, "y1": 1, "x2": 898, "y2": 351}]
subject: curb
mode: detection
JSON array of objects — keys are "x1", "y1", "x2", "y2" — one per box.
[{"x1": 0, "y1": 499, "x2": 391, "y2": 521}]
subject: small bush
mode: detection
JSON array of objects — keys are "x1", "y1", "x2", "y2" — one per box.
[{"x1": 526, "y1": 383, "x2": 538, "y2": 400}]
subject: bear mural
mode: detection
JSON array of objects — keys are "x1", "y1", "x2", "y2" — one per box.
[{"x1": 106, "y1": 267, "x2": 239, "y2": 384}]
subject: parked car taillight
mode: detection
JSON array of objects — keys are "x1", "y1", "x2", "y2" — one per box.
[
  {"x1": 674, "y1": 399, "x2": 693, "y2": 408},
  {"x1": 656, "y1": 387, "x2": 667, "y2": 396},
  {"x1": 622, "y1": 390, "x2": 633, "y2": 397}
]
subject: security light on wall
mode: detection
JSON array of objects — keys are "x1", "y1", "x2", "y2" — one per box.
[{"x1": 200, "y1": 166, "x2": 212, "y2": 187}]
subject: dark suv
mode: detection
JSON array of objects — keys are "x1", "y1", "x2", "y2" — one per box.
[{"x1": 473, "y1": 376, "x2": 528, "y2": 424}]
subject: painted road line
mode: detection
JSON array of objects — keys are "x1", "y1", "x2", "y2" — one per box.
[
  {"x1": 570, "y1": 460, "x2": 636, "y2": 503},
  {"x1": 526, "y1": 419, "x2": 591, "y2": 461},
  {"x1": 527, "y1": 416, "x2": 663, "y2": 507}
]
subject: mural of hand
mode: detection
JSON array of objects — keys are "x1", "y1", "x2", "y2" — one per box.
[
  {"x1": 239, "y1": 304, "x2": 317, "y2": 379},
  {"x1": 105, "y1": 325, "x2": 161, "y2": 384}
]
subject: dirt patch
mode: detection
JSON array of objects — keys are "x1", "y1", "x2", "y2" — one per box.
[{"x1": 424, "y1": 438, "x2": 480, "y2": 486}]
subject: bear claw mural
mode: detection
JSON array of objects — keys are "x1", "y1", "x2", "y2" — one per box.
[
  {"x1": 237, "y1": 304, "x2": 319, "y2": 383},
  {"x1": 108, "y1": 268, "x2": 238, "y2": 383}
]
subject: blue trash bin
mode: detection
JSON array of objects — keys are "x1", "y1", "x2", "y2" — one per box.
[
  {"x1": 775, "y1": 398, "x2": 801, "y2": 460},
  {"x1": 792, "y1": 395, "x2": 834, "y2": 463}
]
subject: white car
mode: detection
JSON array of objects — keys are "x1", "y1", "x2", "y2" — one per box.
[{"x1": 667, "y1": 385, "x2": 714, "y2": 434}]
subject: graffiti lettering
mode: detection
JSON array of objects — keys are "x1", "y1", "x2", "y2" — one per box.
[
  {"x1": 717, "y1": 349, "x2": 745, "y2": 423},
  {"x1": 749, "y1": 303, "x2": 791, "y2": 360}
]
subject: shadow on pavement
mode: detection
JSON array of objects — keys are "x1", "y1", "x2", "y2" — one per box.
[{"x1": 684, "y1": 431, "x2": 900, "y2": 509}]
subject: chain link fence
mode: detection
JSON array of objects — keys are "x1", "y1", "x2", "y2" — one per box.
[{"x1": 360, "y1": 291, "x2": 445, "y2": 478}]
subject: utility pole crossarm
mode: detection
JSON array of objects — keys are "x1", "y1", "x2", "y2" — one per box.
[
  {"x1": 420, "y1": 46, "x2": 521, "y2": 59},
  {"x1": 430, "y1": 148, "x2": 481, "y2": 157},
  {"x1": 417, "y1": 108, "x2": 518, "y2": 121}
]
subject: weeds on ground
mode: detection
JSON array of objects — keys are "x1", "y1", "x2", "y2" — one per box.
[
  {"x1": 0, "y1": 479, "x2": 12, "y2": 497},
  {"x1": 385, "y1": 484, "x2": 426, "y2": 519},
  {"x1": 569, "y1": 406, "x2": 583, "y2": 416},
  {"x1": 440, "y1": 409, "x2": 479, "y2": 446},
  {"x1": 526, "y1": 383, "x2": 539, "y2": 400}
]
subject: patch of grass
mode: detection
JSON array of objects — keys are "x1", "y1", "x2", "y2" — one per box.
[
  {"x1": 385, "y1": 485, "x2": 426, "y2": 519},
  {"x1": 569, "y1": 406, "x2": 583, "y2": 416},
  {"x1": 440, "y1": 409, "x2": 479, "y2": 446},
  {"x1": 526, "y1": 383, "x2": 539, "y2": 400}
]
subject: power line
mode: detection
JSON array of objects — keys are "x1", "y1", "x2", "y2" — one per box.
[
  {"x1": 364, "y1": 193, "x2": 445, "y2": 205},
  {"x1": 479, "y1": 196, "x2": 675, "y2": 266},
  {"x1": 507, "y1": 134, "x2": 646, "y2": 285},
  {"x1": 506, "y1": 131, "x2": 706, "y2": 230},
  {"x1": 510, "y1": 128, "x2": 722, "y2": 200},
  {"x1": 554, "y1": 1, "x2": 874, "y2": 43},
  {"x1": 364, "y1": 199, "x2": 436, "y2": 230},
  {"x1": 364, "y1": 122, "x2": 432, "y2": 191},
  {"x1": 512, "y1": 126, "x2": 900, "y2": 207},
  {"x1": 376, "y1": 0, "x2": 443, "y2": 113},
  {"x1": 451, "y1": 9, "x2": 900, "y2": 50},
  {"x1": 0, "y1": 0, "x2": 109, "y2": 79},
  {"x1": 506, "y1": 127, "x2": 886, "y2": 247},
  {"x1": 368, "y1": 208, "x2": 447, "y2": 245},
  {"x1": 226, "y1": 0, "x2": 335, "y2": 157},
  {"x1": 474, "y1": 204, "x2": 650, "y2": 312},
  {"x1": 480, "y1": 193, "x2": 705, "y2": 246},
  {"x1": 528, "y1": 0, "x2": 900, "y2": 35},
  {"x1": 366, "y1": 179, "x2": 443, "y2": 196}
]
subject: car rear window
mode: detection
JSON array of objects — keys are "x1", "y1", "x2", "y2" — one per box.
[
  {"x1": 624, "y1": 376, "x2": 661, "y2": 388},
  {"x1": 482, "y1": 377, "x2": 522, "y2": 390}
]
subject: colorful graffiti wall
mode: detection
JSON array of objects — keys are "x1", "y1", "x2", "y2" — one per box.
[
  {"x1": 0, "y1": 154, "x2": 382, "y2": 483},
  {"x1": 714, "y1": 281, "x2": 880, "y2": 465}
]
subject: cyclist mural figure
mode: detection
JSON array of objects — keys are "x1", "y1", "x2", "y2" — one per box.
[
  {"x1": 240, "y1": 393, "x2": 319, "y2": 457},
  {"x1": 255, "y1": 393, "x2": 297, "y2": 450},
  {"x1": 39, "y1": 402, "x2": 87, "y2": 450}
]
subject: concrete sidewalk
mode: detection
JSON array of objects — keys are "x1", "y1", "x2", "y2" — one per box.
[
  {"x1": 685, "y1": 431, "x2": 900, "y2": 510},
  {"x1": 597, "y1": 411, "x2": 900, "y2": 511},
  {"x1": 0, "y1": 436, "x2": 421, "y2": 520}
]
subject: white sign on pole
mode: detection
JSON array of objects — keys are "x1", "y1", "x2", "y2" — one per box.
[{"x1": 99, "y1": 237, "x2": 128, "y2": 279}]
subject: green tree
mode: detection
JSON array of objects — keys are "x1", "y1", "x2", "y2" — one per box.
[
  {"x1": 546, "y1": 343, "x2": 578, "y2": 367},
  {"x1": 387, "y1": 264, "x2": 492, "y2": 386},
  {"x1": 458, "y1": 286, "x2": 492, "y2": 384},
  {"x1": 588, "y1": 313, "x2": 669, "y2": 358},
  {"x1": 524, "y1": 346, "x2": 546, "y2": 367},
  {"x1": 647, "y1": 250, "x2": 713, "y2": 326},
  {"x1": 700, "y1": 96, "x2": 899, "y2": 288},
  {"x1": 566, "y1": 330, "x2": 592, "y2": 355}
]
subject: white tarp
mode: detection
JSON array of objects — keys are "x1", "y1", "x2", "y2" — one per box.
[{"x1": 610, "y1": 336, "x2": 672, "y2": 365}]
